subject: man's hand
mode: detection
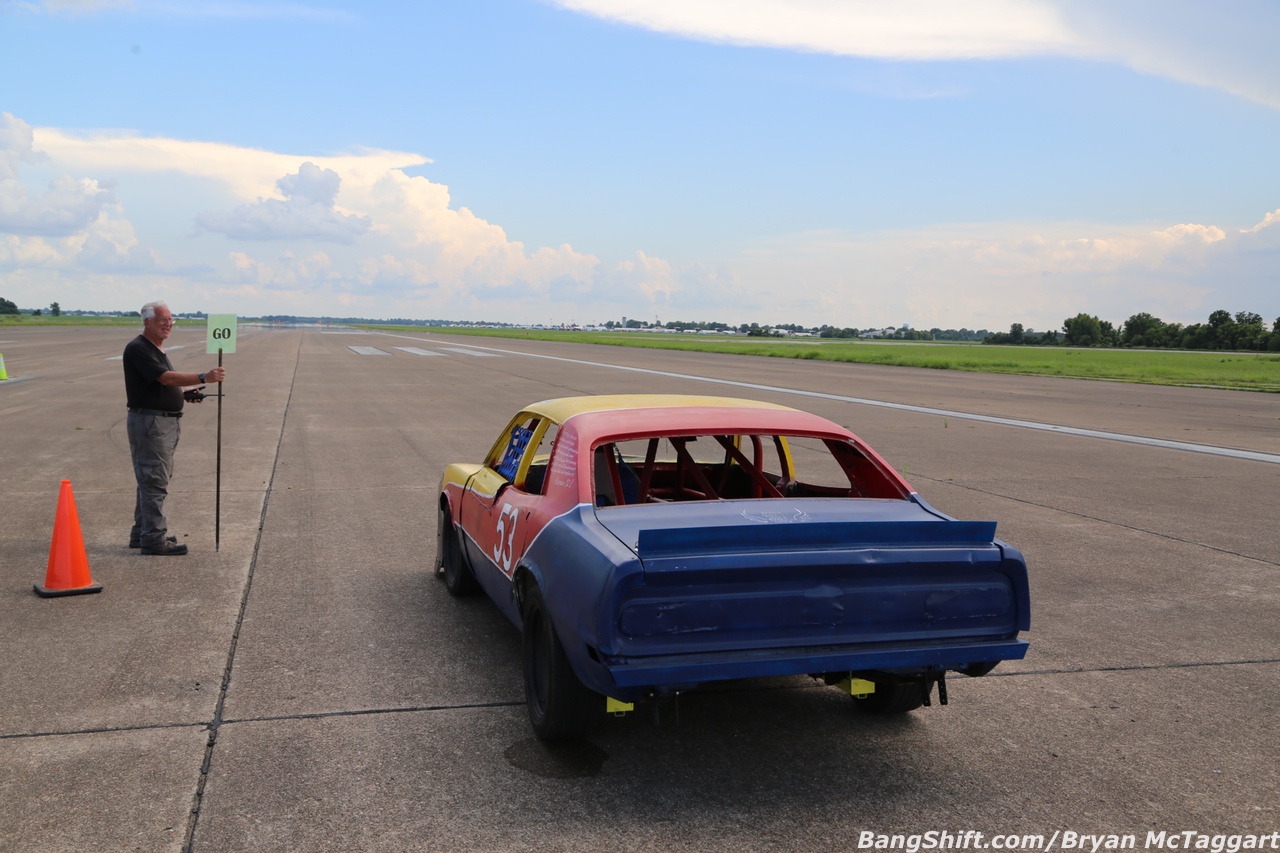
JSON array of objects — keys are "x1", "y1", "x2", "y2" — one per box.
[{"x1": 184, "y1": 387, "x2": 207, "y2": 403}]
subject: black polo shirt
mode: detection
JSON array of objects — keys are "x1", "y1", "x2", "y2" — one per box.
[{"x1": 123, "y1": 335, "x2": 184, "y2": 412}]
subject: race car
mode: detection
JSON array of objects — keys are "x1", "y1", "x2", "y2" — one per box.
[{"x1": 436, "y1": 395, "x2": 1030, "y2": 740}]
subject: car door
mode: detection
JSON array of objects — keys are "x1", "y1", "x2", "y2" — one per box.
[{"x1": 459, "y1": 414, "x2": 548, "y2": 591}]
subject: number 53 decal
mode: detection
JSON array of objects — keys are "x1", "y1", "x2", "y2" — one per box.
[{"x1": 492, "y1": 502, "x2": 520, "y2": 576}]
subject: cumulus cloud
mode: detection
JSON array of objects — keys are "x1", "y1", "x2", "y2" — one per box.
[
  {"x1": 197, "y1": 162, "x2": 371, "y2": 243},
  {"x1": 0, "y1": 113, "x2": 118, "y2": 237},
  {"x1": 0, "y1": 113, "x2": 48, "y2": 179},
  {"x1": 550, "y1": 0, "x2": 1280, "y2": 108},
  {"x1": 0, "y1": 173, "x2": 116, "y2": 237},
  {"x1": 1242, "y1": 209, "x2": 1280, "y2": 237},
  {"x1": 228, "y1": 249, "x2": 340, "y2": 290},
  {"x1": 542, "y1": 253, "x2": 744, "y2": 316},
  {"x1": 22, "y1": 123, "x2": 608, "y2": 315},
  {"x1": 11, "y1": 114, "x2": 1273, "y2": 327},
  {"x1": 735, "y1": 211, "x2": 1280, "y2": 331},
  {"x1": 0, "y1": 112, "x2": 188, "y2": 279},
  {"x1": 609, "y1": 251, "x2": 677, "y2": 303}
]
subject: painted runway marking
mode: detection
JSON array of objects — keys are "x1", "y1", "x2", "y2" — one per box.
[
  {"x1": 372, "y1": 332, "x2": 1280, "y2": 466},
  {"x1": 348, "y1": 346, "x2": 390, "y2": 355},
  {"x1": 440, "y1": 347, "x2": 501, "y2": 357},
  {"x1": 105, "y1": 355, "x2": 123, "y2": 360},
  {"x1": 394, "y1": 347, "x2": 445, "y2": 356}
]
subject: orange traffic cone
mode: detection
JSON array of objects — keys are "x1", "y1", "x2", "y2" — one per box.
[{"x1": 34, "y1": 480, "x2": 103, "y2": 598}]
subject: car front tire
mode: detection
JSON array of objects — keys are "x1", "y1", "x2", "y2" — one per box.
[
  {"x1": 522, "y1": 584, "x2": 599, "y2": 741},
  {"x1": 438, "y1": 502, "x2": 478, "y2": 596}
]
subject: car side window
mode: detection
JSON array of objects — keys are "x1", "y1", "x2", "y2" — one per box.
[
  {"x1": 523, "y1": 423, "x2": 558, "y2": 495},
  {"x1": 494, "y1": 424, "x2": 533, "y2": 481},
  {"x1": 487, "y1": 416, "x2": 559, "y2": 495}
]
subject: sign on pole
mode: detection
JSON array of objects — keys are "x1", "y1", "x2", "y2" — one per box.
[
  {"x1": 206, "y1": 314, "x2": 237, "y2": 354},
  {"x1": 206, "y1": 314, "x2": 235, "y2": 552}
]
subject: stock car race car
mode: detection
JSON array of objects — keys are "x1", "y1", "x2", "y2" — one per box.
[{"x1": 436, "y1": 395, "x2": 1030, "y2": 741}]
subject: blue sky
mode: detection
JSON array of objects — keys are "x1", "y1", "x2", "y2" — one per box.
[{"x1": 1, "y1": 0, "x2": 1277, "y2": 331}]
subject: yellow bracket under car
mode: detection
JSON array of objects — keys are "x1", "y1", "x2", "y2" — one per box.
[
  {"x1": 838, "y1": 678, "x2": 876, "y2": 698},
  {"x1": 606, "y1": 697, "x2": 634, "y2": 715}
]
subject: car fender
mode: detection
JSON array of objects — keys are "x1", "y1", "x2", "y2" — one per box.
[
  {"x1": 439, "y1": 463, "x2": 483, "y2": 515},
  {"x1": 518, "y1": 505, "x2": 646, "y2": 696}
]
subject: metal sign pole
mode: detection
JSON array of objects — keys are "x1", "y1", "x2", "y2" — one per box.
[
  {"x1": 205, "y1": 314, "x2": 236, "y2": 554},
  {"x1": 216, "y1": 347, "x2": 223, "y2": 552}
]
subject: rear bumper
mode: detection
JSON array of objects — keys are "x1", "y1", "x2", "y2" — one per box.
[{"x1": 602, "y1": 638, "x2": 1029, "y2": 689}]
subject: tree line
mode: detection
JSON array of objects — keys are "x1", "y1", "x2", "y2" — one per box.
[
  {"x1": 1, "y1": 299, "x2": 61, "y2": 316},
  {"x1": 6, "y1": 297, "x2": 1275, "y2": 352},
  {"x1": 985, "y1": 310, "x2": 1280, "y2": 351}
]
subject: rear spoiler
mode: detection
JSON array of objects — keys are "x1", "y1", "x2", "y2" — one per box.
[{"x1": 636, "y1": 520, "x2": 999, "y2": 559}]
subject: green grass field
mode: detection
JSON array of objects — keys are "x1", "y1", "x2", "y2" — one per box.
[
  {"x1": 406, "y1": 326, "x2": 1280, "y2": 393},
  {"x1": 0, "y1": 315, "x2": 139, "y2": 328},
  {"x1": 4, "y1": 316, "x2": 1276, "y2": 392}
]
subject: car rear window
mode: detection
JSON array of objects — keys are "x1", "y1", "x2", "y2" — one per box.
[{"x1": 590, "y1": 433, "x2": 905, "y2": 507}]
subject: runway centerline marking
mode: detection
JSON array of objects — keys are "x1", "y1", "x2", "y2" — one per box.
[{"x1": 372, "y1": 332, "x2": 1280, "y2": 465}]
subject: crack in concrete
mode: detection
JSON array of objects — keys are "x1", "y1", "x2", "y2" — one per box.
[{"x1": 182, "y1": 334, "x2": 302, "y2": 853}]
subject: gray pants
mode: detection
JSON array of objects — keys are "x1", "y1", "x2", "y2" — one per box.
[{"x1": 128, "y1": 412, "x2": 180, "y2": 548}]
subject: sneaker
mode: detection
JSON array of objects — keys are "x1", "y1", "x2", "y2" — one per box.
[
  {"x1": 140, "y1": 541, "x2": 188, "y2": 556},
  {"x1": 130, "y1": 535, "x2": 177, "y2": 549}
]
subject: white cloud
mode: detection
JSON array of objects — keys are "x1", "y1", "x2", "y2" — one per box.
[
  {"x1": 197, "y1": 162, "x2": 371, "y2": 243},
  {"x1": 0, "y1": 173, "x2": 116, "y2": 237},
  {"x1": 9, "y1": 121, "x2": 638, "y2": 318},
  {"x1": 733, "y1": 211, "x2": 1280, "y2": 331},
  {"x1": 0, "y1": 114, "x2": 118, "y2": 237},
  {"x1": 553, "y1": 0, "x2": 1073, "y2": 59},
  {"x1": 1060, "y1": 2, "x2": 1280, "y2": 109},
  {"x1": 5, "y1": 114, "x2": 1275, "y2": 327},
  {"x1": 34, "y1": 127, "x2": 426, "y2": 202},
  {"x1": 0, "y1": 113, "x2": 48, "y2": 179},
  {"x1": 609, "y1": 250, "x2": 676, "y2": 303},
  {"x1": 1242, "y1": 209, "x2": 1280, "y2": 236},
  {"x1": 5, "y1": 122, "x2": 614, "y2": 317},
  {"x1": 550, "y1": 0, "x2": 1280, "y2": 108}
]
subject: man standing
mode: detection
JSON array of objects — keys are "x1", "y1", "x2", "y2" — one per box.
[{"x1": 123, "y1": 301, "x2": 226, "y2": 556}]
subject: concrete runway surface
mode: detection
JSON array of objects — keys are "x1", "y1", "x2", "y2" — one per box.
[{"x1": 1, "y1": 325, "x2": 1276, "y2": 852}]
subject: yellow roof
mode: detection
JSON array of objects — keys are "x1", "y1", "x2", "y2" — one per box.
[{"x1": 524, "y1": 394, "x2": 796, "y2": 423}]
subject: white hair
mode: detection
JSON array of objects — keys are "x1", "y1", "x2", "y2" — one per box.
[{"x1": 141, "y1": 301, "x2": 169, "y2": 323}]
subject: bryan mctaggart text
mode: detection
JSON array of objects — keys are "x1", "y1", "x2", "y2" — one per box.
[{"x1": 856, "y1": 831, "x2": 1280, "y2": 853}]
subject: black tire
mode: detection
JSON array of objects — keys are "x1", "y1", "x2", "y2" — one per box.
[
  {"x1": 522, "y1": 584, "x2": 599, "y2": 741},
  {"x1": 437, "y1": 502, "x2": 478, "y2": 596},
  {"x1": 853, "y1": 680, "x2": 927, "y2": 714}
]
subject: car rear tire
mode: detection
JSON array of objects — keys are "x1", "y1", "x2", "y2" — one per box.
[
  {"x1": 853, "y1": 681, "x2": 927, "y2": 714},
  {"x1": 438, "y1": 502, "x2": 478, "y2": 596},
  {"x1": 522, "y1": 584, "x2": 599, "y2": 741}
]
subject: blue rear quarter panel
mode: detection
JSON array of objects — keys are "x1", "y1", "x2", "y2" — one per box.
[{"x1": 520, "y1": 498, "x2": 1030, "y2": 701}]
